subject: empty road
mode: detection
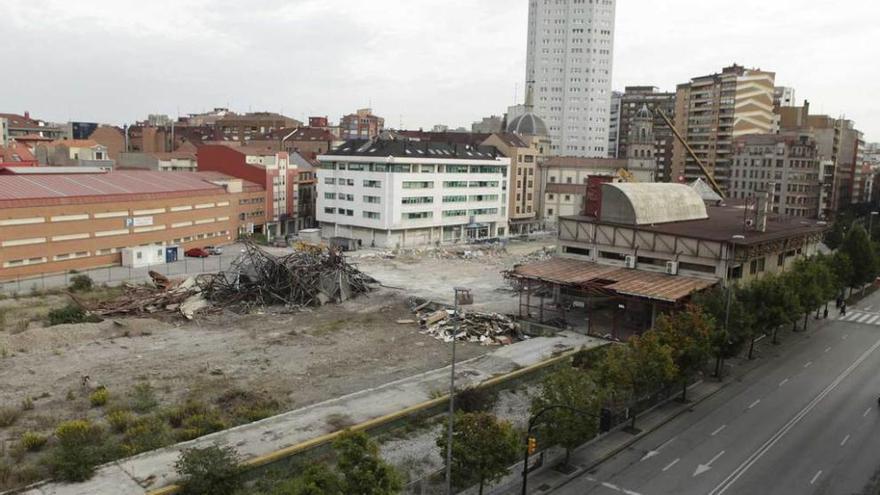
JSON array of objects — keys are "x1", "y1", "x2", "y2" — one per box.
[{"x1": 554, "y1": 293, "x2": 880, "y2": 495}]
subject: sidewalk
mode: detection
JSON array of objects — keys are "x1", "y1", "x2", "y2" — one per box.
[{"x1": 16, "y1": 332, "x2": 603, "y2": 495}]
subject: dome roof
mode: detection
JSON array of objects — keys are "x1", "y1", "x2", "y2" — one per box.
[
  {"x1": 506, "y1": 112, "x2": 548, "y2": 137},
  {"x1": 635, "y1": 103, "x2": 652, "y2": 120},
  {"x1": 599, "y1": 183, "x2": 708, "y2": 225}
]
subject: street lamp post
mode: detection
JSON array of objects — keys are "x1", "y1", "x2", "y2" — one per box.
[
  {"x1": 521, "y1": 405, "x2": 597, "y2": 495},
  {"x1": 724, "y1": 235, "x2": 746, "y2": 368},
  {"x1": 870, "y1": 211, "x2": 879, "y2": 240},
  {"x1": 445, "y1": 287, "x2": 472, "y2": 495}
]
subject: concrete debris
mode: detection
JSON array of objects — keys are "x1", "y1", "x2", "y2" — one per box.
[
  {"x1": 408, "y1": 297, "x2": 522, "y2": 346},
  {"x1": 516, "y1": 245, "x2": 556, "y2": 264},
  {"x1": 75, "y1": 275, "x2": 209, "y2": 320}
]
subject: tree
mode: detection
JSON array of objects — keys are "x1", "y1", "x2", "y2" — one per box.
[
  {"x1": 841, "y1": 225, "x2": 878, "y2": 295},
  {"x1": 828, "y1": 252, "x2": 854, "y2": 301},
  {"x1": 693, "y1": 287, "x2": 755, "y2": 374},
  {"x1": 530, "y1": 367, "x2": 600, "y2": 466},
  {"x1": 436, "y1": 412, "x2": 519, "y2": 495},
  {"x1": 779, "y1": 272, "x2": 804, "y2": 334},
  {"x1": 747, "y1": 275, "x2": 791, "y2": 346},
  {"x1": 824, "y1": 219, "x2": 847, "y2": 250},
  {"x1": 655, "y1": 305, "x2": 714, "y2": 401},
  {"x1": 792, "y1": 260, "x2": 827, "y2": 329},
  {"x1": 271, "y1": 464, "x2": 343, "y2": 495},
  {"x1": 174, "y1": 444, "x2": 242, "y2": 495},
  {"x1": 333, "y1": 430, "x2": 402, "y2": 495}
]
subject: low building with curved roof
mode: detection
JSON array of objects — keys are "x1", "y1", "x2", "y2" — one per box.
[{"x1": 599, "y1": 182, "x2": 708, "y2": 225}]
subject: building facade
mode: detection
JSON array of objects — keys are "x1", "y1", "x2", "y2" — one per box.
[
  {"x1": 197, "y1": 145, "x2": 297, "y2": 237},
  {"x1": 291, "y1": 152, "x2": 318, "y2": 232},
  {"x1": 482, "y1": 133, "x2": 541, "y2": 233},
  {"x1": 118, "y1": 151, "x2": 198, "y2": 172},
  {"x1": 0, "y1": 113, "x2": 63, "y2": 140},
  {"x1": 539, "y1": 156, "x2": 629, "y2": 224},
  {"x1": 36, "y1": 140, "x2": 115, "y2": 168},
  {"x1": 525, "y1": 0, "x2": 616, "y2": 157},
  {"x1": 730, "y1": 133, "x2": 821, "y2": 218},
  {"x1": 616, "y1": 86, "x2": 676, "y2": 182},
  {"x1": 671, "y1": 65, "x2": 776, "y2": 191},
  {"x1": 316, "y1": 139, "x2": 510, "y2": 248},
  {"x1": 608, "y1": 91, "x2": 622, "y2": 158},
  {"x1": 340, "y1": 108, "x2": 384, "y2": 140},
  {"x1": 0, "y1": 170, "x2": 264, "y2": 280}
]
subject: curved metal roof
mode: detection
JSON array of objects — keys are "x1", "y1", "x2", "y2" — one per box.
[{"x1": 600, "y1": 182, "x2": 708, "y2": 225}]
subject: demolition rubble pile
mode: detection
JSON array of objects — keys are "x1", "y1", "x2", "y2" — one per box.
[
  {"x1": 409, "y1": 298, "x2": 522, "y2": 346},
  {"x1": 197, "y1": 242, "x2": 377, "y2": 312},
  {"x1": 77, "y1": 271, "x2": 209, "y2": 320},
  {"x1": 80, "y1": 243, "x2": 378, "y2": 318}
]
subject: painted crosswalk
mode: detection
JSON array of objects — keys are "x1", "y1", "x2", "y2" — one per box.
[{"x1": 836, "y1": 310, "x2": 880, "y2": 326}]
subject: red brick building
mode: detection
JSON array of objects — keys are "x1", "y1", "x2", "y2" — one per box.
[
  {"x1": 197, "y1": 144, "x2": 297, "y2": 236},
  {"x1": 0, "y1": 170, "x2": 265, "y2": 280}
]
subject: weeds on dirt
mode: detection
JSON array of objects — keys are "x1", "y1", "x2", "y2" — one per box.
[
  {"x1": 49, "y1": 419, "x2": 106, "y2": 482},
  {"x1": 107, "y1": 409, "x2": 135, "y2": 433},
  {"x1": 12, "y1": 319, "x2": 29, "y2": 334},
  {"x1": 0, "y1": 407, "x2": 19, "y2": 427},
  {"x1": 175, "y1": 444, "x2": 242, "y2": 495},
  {"x1": 122, "y1": 416, "x2": 172, "y2": 455},
  {"x1": 47, "y1": 304, "x2": 101, "y2": 326},
  {"x1": 19, "y1": 432, "x2": 47, "y2": 452},
  {"x1": 129, "y1": 383, "x2": 159, "y2": 413},
  {"x1": 215, "y1": 389, "x2": 281, "y2": 424},
  {"x1": 89, "y1": 387, "x2": 109, "y2": 407},
  {"x1": 69, "y1": 275, "x2": 94, "y2": 293}
]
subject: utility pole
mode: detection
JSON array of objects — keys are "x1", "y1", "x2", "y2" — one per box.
[{"x1": 445, "y1": 287, "x2": 472, "y2": 494}]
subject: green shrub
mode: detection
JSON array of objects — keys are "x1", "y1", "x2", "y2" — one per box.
[
  {"x1": 20, "y1": 431, "x2": 48, "y2": 452},
  {"x1": 174, "y1": 444, "x2": 242, "y2": 495},
  {"x1": 122, "y1": 416, "x2": 172, "y2": 455},
  {"x1": 215, "y1": 389, "x2": 281, "y2": 424},
  {"x1": 0, "y1": 406, "x2": 20, "y2": 427},
  {"x1": 129, "y1": 383, "x2": 159, "y2": 413},
  {"x1": 166, "y1": 400, "x2": 210, "y2": 428},
  {"x1": 175, "y1": 412, "x2": 228, "y2": 442},
  {"x1": 69, "y1": 274, "x2": 94, "y2": 292},
  {"x1": 50, "y1": 419, "x2": 105, "y2": 482},
  {"x1": 21, "y1": 396, "x2": 34, "y2": 411},
  {"x1": 454, "y1": 386, "x2": 497, "y2": 413},
  {"x1": 47, "y1": 304, "x2": 101, "y2": 326},
  {"x1": 106, "y1": 409, "x2": 135, "y2": 433},
  {"x1": 89, "y1": 387, "x2": 109, "y2": 407},
  {"x1": 271, "y1": 463, "x2": 343, "y2": 495}
]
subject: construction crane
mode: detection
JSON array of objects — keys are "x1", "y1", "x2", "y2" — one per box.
[
  {"x1": 653, "y1": 107, "x2": 726, "y2": 199},
  {"x1": 617, "y1": 168, "x2": 636, "y2": 183}
]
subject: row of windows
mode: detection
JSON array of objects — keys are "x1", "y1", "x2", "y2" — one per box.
[{"x1": 320, "y1": 163, "x2": 506, "y2": 174}]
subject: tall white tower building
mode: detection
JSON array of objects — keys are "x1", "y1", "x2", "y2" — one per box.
[{"x1": 525, "y1": 0, "x2": 616, "y2": 157}]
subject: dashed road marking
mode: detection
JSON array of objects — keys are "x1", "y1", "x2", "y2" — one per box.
[
  {"x1": 810, "y1": 470, "x2": 822, "y2": 485},
  {"x1": 841, "y1": 434, "x2": 850, "y2": 447},
  {"x1": 779, "y1": 378, "x2": 789, "y2": 387},
  {"x1": 748, "y1": 399, "x2": 761, "y2": 409},
  {"x1": 662, "y1": 458, "x2": 680, "y2": 472},
  {"x1": 865, "y1": 408, "x2": 873, "y2": 418},
  {"x1": 804, "y1": 361, "x2": 813, "y2": 368},
  {"x1": 711, "y1": 425, "x2": 727, "y2": 436},
  {"x1": 868, "y1": 315, "x2": 880, "y2": 324},
  {"x1": 825, "y1": 347, "x2": 832, "y2": 353},
  {"x1": 858, "y1": 314, "x2": 872, "y2": 323}
]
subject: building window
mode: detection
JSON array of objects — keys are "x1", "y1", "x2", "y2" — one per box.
[
  {"x1": 403, "y1": 181, "x2": 434, "y2": 189},
  {"x1": 363, "y1": 211, "x2": 380, "y2": 220},
  {"x1": 324, "y1": 207, "x2": 336, "y2": 214},
  {"x1": 403, "y1": 212, "x2": 433, "y2": 220},
  {"x1": 363, "y1": 180, "x2": 381, "y2": 188},
  {"x1": 401, "y1": 196, "x2": 434, "y2": 204}
]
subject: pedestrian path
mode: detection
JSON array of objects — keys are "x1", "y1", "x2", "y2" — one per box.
[{"x1": 833, "y1": 310, "x2": 880, "y2": 325}]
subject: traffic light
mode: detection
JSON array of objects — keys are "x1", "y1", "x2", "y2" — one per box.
[{"x1": 527, "y1": 437, "x2": 537, "y2": 455}]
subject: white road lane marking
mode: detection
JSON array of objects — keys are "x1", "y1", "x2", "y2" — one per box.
[
  {"x1": 868, "y1": 315, "x2": 880, "y2": 324},
  {"x1": 841, "y1": 434, "x2": 850, "y2": 446},
  {"x1": 825, "y1": 347, "x2": 832, "y2": 353},
  {"x1": 804, "y1": 361, "x2": 813, "y2": 368},
  {"x1": 843, "y1": 334, "x2": 849, "y2": 340},
  {"x1": 662, "y1": 458, "x2": 680, "y2": 472},
  {"x1": 842, "y1": 313, "x2": 859, "y2": 321},
  {"x1": 708, "y1": 337, "x2": 880, "y2": 495},
  {"x1": 640, "y1": 436, "x2": 676, "y2": 461},
  {"x1": 865, "y1": 408, "x2": 873, "y2": 418},
  {"x1": 779, "y1": 378, "x2": 789, "y2": 387},
  {"x1": 694, "y1": 450, "x2": 725, "y2": 477},
  {"x1": 858, "y1": 314, "x2": 873, "y2": 323},
  {"x1": 810, "y1": 470, "x2": 822, "y2": 485},
  {"x1": 748, "y1": 399, "x2": 761, "y2": 409},
  {"x1": 867, "y1": 306, "x2": 874, "y2": 311},
  {"x1": 711, "y1": 425, "x2": 727, "y2": 436}
]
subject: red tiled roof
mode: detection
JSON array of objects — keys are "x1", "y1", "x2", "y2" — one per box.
[
  {"x1": 0, "y1": 170, "x2": 235, "y2": 209},
  {"x1": 47, "y1": 139, "x2": 100, "y2": 148},
  {"x1": 510, "y1": 257, "x2": 717, "y2": 303},
  {"x1": 0, "y1": 143, "x2": 37, "y2": 164}
]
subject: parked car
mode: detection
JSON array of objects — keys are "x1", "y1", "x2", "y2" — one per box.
[
  {"x1": 272, "y1": 238, "x2": 289, "y2": 248},
  {"x1": 204, "y1": 245, "x2": 223, "y2": 255},
  {"x1": 185, "y1": 248, "x2": 210, "y2": 258}
]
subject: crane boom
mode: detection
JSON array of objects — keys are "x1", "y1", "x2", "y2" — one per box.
[{"x1": 654, "y1": 107, "x2": 725, "y2": 199}]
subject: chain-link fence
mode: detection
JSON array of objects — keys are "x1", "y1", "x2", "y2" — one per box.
[{"x1": 0, "y1": 253, "x2": 244, "y2": 294}]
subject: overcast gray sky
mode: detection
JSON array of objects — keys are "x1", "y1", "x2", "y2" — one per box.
[{"x1": 2, "y1": 0, "x2": 877, "y2": 140}]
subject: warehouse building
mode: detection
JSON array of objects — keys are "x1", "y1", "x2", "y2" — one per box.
[{"x1": 0, "y1": 169, "x2": 265, "y2": 280}]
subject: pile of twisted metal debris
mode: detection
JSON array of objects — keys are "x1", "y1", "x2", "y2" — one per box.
[
  {"x1": 78, "y1": 243, "x2": 378, "y2": 318},
  {"x1": 408, "y1": 298, "x2": 522, "y2": 346}
]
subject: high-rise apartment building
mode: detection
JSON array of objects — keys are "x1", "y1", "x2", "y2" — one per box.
[
  {"x1": 525, "y1": 0, "x2": 616, "y2": 157},
  {"x1": 608, "y1": 91, "x2": 622, "y2": 158},
  {"x1": 671, "y1": 65, "x2": 776, "y2": 191}
]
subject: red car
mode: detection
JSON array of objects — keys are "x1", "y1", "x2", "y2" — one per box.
[{"x1": 185, "y1": 248, "x2": 210, "y2": 258}]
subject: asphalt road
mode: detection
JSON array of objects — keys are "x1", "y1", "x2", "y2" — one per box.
[{"x1": 554, "y1": 292, "x2": 880, "y2": 495}]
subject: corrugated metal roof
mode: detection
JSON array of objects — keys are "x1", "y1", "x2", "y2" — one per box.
[
  {"x1": 511, "y1": 257, "x2": 717, "y2": 303},
  {"x1": 0, "y1": 170, "x2": 232, "y2": 208}
]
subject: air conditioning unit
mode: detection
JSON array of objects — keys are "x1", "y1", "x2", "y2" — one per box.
[
  {"x1": 666, "y1": 261, "x2": 679, "y2": 275},
  {"x1": 624, "y1": 255, "x2": 636, "y2": 269}
]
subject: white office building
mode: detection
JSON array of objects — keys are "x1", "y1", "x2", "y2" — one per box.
[
  {"x1": 525, "y1": 0, "x2": 616, "y2": 157},
  {"x1": 316, "y1": 139, "x2": 511, "y2": 248}
]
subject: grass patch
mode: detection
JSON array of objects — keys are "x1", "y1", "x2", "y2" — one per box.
[
  {"x1": 106, "y1": 409, "x2": 135, "y2": 433},
  {"x1": 0, "y1": 407, "x2": 20, "y2": 427},
  {"x1": 325, "y1": 413, "x2": 355, "y2": 431},
  {"x1": 129, "y1": 382, "x2": 159, "y2": 413},
  {"x1": 20, "y1": 431, "x2": 48, "y2": 452},
  {"x1": 47, "y1": 304, "x2": 101, "y2": 326},
  {"x1": 215, "y1": 389, "x2": 281, "y2": 424},
  {"x1": 122, "y1": 416, "x2": 173, "y2": 455},
  {"x1": 89, "y1": 387, "x2": 109, "y2": 407}
]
